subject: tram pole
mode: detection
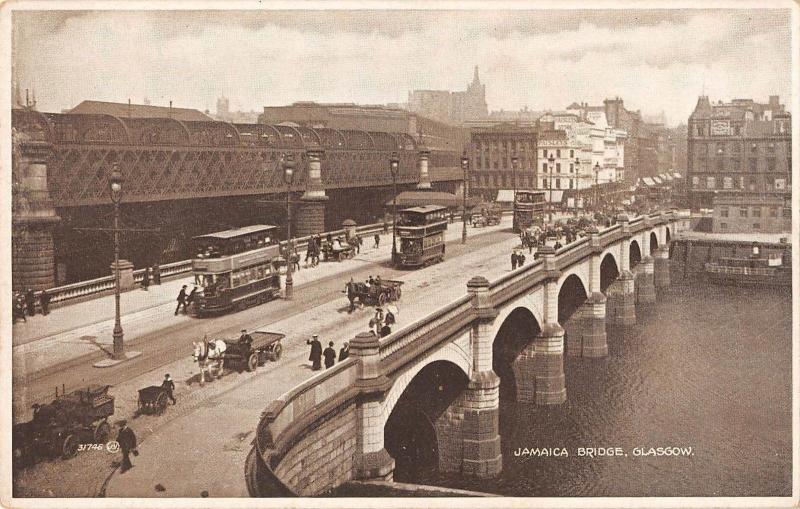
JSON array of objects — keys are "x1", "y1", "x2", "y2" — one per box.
[
  {"x1": 461, "y1": 151, "x2": 469, "y2": 244},
  {"x1": 390, "y1": 152, "x2": 399, "y2": 264},
  {"x1": 109, "y1": 163, "x2": 125, "y2": 360},
  {"x1": 283, "y1": 155, "x2": 295, "y2": 300}
]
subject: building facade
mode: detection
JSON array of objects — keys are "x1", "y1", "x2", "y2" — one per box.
[
  {"x1": 408, "y1": 66, "x2": 488, "y2": 125},
  {"x1": 469, "y1": 124, "x2": 538, "y2": 200},
  {"x1": 711, "y1": 192, "x2": 791, "y2": 233},
  {"x1": 688, "y1": 95, "x2": 791, "y2": 210}
]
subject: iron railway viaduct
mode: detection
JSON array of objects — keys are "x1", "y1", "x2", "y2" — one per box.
[
  {"x1": 247, "y1": 211, "x2": 690, "y2": 496},
  {"x1": 11, "y1": 108, "x2": 463, "y2": 288}
]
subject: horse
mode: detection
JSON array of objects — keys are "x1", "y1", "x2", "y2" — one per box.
[
  {"x1": 344, "y1": 280, "x2": 368, "y2": 312},
  {"x1": 192, "y1": 338, "x2": 227, "y2": 385}
]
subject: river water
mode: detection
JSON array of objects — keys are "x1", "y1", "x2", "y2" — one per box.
[{"x1": 419, "y1": 280, "x2": 793, "y2": 497}]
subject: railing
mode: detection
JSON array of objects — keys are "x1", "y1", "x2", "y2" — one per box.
[
  {"x1": 33, "y1": 221, "x2": 396, "y2": 309},
  {"x1": 705, "y1": 263, "x2": 776, "y2": 276}
]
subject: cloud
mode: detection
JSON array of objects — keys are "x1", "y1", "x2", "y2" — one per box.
[{"x1": 11, "y1": 8, "x2": 792, "y2": 126}]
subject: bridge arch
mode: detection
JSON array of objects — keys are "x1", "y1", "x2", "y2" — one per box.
[
  {"x1": 492, "y1": 307, "x2": 542, "y2": 419},
  {"x1": 629, "y1": 239, "x2": 642, "y2": 267},
  {"x1": 650, "y1": 231, "x2": 659, "y2": 254},
  {"x1": 383, "y1": 358, "x2": 470, "y2": 481},
  {"x1": 600, "y1": 252, "x2": 620, "y2": 291},
  {"x1": 558, "y1": 273, "x2": 589, "y2": 324},
  {"x1": 665, "y1": 226, "x2": 671, "y2": 244}
]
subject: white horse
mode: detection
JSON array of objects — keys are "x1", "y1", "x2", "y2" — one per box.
[{"x1": 193, "y1": 337, "x2": 227, "y2": 385}]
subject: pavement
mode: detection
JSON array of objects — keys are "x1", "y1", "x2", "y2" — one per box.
[{"x1": 11, "y1": 217, "x2": 525, "y2": 497}]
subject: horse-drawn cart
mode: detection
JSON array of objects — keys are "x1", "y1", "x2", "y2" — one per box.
[
  {"x1": 223, "y1": 331, "x2": 285, "y2": 372},
  {"x1": 321, "y1": 241, "x2": 355, "y2": 262},
  {"x1": 345, "y1": 278, "x2": 403, "y2": 311},
  {"x1": 13, "y1": 384, "x2": 115, "y2": 467},
  {"x1": 137, "y1": 386, "x2": 170, "y2": 415}
]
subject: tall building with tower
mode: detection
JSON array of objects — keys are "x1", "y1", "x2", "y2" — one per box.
[{"x1": 408, "y1": 66, "x2": 488, "y2": 125}]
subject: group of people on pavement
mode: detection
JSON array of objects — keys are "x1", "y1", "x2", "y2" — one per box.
[
  {"x1": 175, "y1": 285, "x2": 199, "y2": 315},
  {"x1": 12, "y1": 288, "x2": 50, "y2": 323},
  {"x1": 306, "y1": 334, "x2": 349, "y2": 371}
]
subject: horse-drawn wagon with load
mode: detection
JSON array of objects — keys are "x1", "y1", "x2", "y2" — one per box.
[
  {"x1": 13, "y1": 384, "x2": 115, "y2": 467},
  {"x1": 344, "y1": 277, "x2": 403, "y2": 312},
  {"x1": 192, "y1": 331, "x2": 284, "y2": 384}
]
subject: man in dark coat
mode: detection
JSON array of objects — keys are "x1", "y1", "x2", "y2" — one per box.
[
  {"x1": 374, "y1": 233, "x2": 380, "y2": 249},
  {"x1": 175, "y1": 285, "x2": 188, "y2": 315},
  {"x1": 39, "y1": 289, "x2": 51, "y2": 316},
  {"x1": 116, "y1": 420, "x2": 137, "y2": 472},
  {"x1": 307, "y1": 334, "x2": 322, "y2": 371},
  {"x1": 161, "y1": 374, "x2": 176, "y2": 405},
  {"x1": 518, "y1": 253, "x2": 526, "y2": 267},
  {"x1": 141, "y1": 267, "x2": 150, "y2": 290},
  {"x1": 186, "y1": 287, "x2": 198, "y2": 312},
  {"x1": 511, "y1": 252, "x2": 518, "y2": 270},
  {"x1": 25, "y1": 288, "x2": 36, "y2": 316},
  {"x1": 323, "y1": 341, "x2": 336, "y2": 369},
  {"x1": 338, "y1": 342, "x2": 349, "y2": 362}
]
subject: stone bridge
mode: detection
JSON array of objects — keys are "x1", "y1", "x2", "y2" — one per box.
[{"x1": 245, "y1": 211, "x2": 690, "y2": 496}]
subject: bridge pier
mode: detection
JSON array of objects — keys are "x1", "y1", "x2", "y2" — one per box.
[
  {"x1": 296, "y1": 147, "x2": 329, "y2": 237},
  {"x1": 653, "y1": 246, "x2": 671, "y2": 289},
  {"x1": 566, "y1": 292, "x2": 608, "y2": 357},
  {"x1": 532, "y1": 323, "x2": 567, "y2": 404},
  {"x1": 635, "y1": 256, "x2": 656, "y2": 305},
  {"x1": 606, "y1": 271, "x2": 636, "y2": 326},
  {"x1": 11, "y1": 138, "x2": 60, "y2": 292},
  {"x1": 461, "y1": 371, "x2": 503, "y2": 478}
]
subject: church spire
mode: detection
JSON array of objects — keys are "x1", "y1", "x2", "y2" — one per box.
[{"x1": 473, "y1": 65, "x2": 480, "y2": 85}]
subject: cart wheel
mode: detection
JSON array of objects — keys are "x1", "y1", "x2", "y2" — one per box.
[
  {"x1": 257, "y1": 350, "x2": 267, "y2": 366},
  {"x1": 247, "y1": 353, "x2": 259, "y2": 372},
  {"x1": 156, "y1": 392, "x2": 169, "y2": 415},
  {"x1": 93, "y1": 421, "x2": 111, "y2": 443},
  {"x1": 270, "y1": 343, "x2": 283, "y2": 361},
  {"x1": 378, "y1": 292, "x2": 387, "y2": 306},
  {"x1": 62, "y1": 434, "x2": 80, "y2": 459},
  {"x1": 394, "y1": 287, "x2": 402, "y2": 300}
]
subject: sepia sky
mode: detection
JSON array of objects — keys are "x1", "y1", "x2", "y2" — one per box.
[{"x1": 11, "y1": 8, "x2": 793, "y2": 126}]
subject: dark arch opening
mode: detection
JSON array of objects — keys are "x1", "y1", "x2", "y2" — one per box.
[
  {"x1": 650, "y1": 232, "x2": 659, "y2": 255},
  {"x1": 629, "y1": 240, "x2": 642, "y2": 267},
  {"x1": 384, "y1": 360, "x2": 469, "y2": 482},
  {"x1": 558, "y1": 274, "x2": 588, "y2": 324},
  {"x1": 600, "y1": 253, "x2": 620, "y2": 291},
  {"x1": 665, "y1": 227, "x2": 671, "y2": 244},
  {"x1": 492, "y1": 308, "x2": 541, "y2": 438}
]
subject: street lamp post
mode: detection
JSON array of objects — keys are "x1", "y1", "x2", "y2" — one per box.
[
  {"x1": 511, "y1": 153, "x2": 519, "y2": 203},
  {"x1": 283, "y1": 154, "x2": 295, "y2": 300},
  {"x1": 461, "y1": 151, "x2": 469, "y2": 244},
  {"x1": 109, "y1": 163, "x2": 125, "y2": 360},
  {"x1": 594, "y1": 162, "x2": 601, "y2": 210},
  {"x1": 390, "y1": 152, "x2": 399, "y2": 264},
  {"x1": 547, "y1": 153, "x2": 555, "y2": 224}
]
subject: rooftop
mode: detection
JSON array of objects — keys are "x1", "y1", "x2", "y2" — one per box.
[{"x1": 69, "y1": 100, "x2": 213, "y2": 122}]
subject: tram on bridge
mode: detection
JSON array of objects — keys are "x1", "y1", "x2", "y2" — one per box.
[
  {"x1": 513, "y1": 190, "x2": 546, "y2": 233},
  {"x1": 191, "y1": 225, "x2": 282, "y2": 315},
  {"x1": 394, "y1": 205, "x2": 448, "y2": 268}
]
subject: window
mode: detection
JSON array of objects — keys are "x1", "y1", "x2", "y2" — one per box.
[
  {"x1": 767, "y1": 158, "x2": 775, "y2": 172},
  {"x1": 752, "y1": 207, "x2": 761, "y2": 218},
  {"x1": 569, "y1": 179, "x2": 574, "y2": 189},
  {"x1": 739, "y1": 207, "x2": 748, "y2": 218},
  {"x1": 692, "y1": 176, "x2": 700, "y2": 188},
  {"x1": 717, "y1": 159, "x2": 725, "y2": 172},
  {"x1": 556, "y1": 178, "x2": 561, "y2": 189},
  {"x1": 720, "y1": 222, "x2": 728, "y2": 230},
  {"x1": 569, "y1": 163, "x2": 574, "y2": 173},
  {"x1": 542, "y1": 149, "x2": 548, "y2": 158},
  {"x1": 720, "y1": 207, "x2": 729, "y2": 218},
  {"x1": 556, "y1": 149, "x2": 561, "y2": 158},
  {"x1": 556, "y1": 163, "x2": 561, "y2": 173},
  {"x1": 753, "y1": 223, "x2": 761, "y2": 230},
  {"x1": 542, "y1": 162, "x2": 548, "y2": 173},
  {"x1": 749, "y1": 158, "x2": 757, "y2": 172},
  {"x1": 706, "y1": 176, "x2": 715, "y2": 189},
  {"x1": 770, "y1": 207, "x2": 778, "y2": 218},
  {"x1": 570, "y1": 149, "x2": 574, "y2": 158},
  {"x1": 723, "y1": 177, "x2": 733, "y2": 189},
  {"x1": 542, "y1": 178, "x2": 548, "y2": 188},
  {"x1": 732, "y1": 158, "x2": 741, "y2": 172}
]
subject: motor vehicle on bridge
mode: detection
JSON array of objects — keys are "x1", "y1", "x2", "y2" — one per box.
[
  {"x1": 394, "y1": 205, "x2": 448, "y2": 268},
  {"x1": 191, "y1": 225, "x2": 282, "y2": 315},
  {"x1": 13, "y1": 384, "x2": 115, "y2": 467},
  {"x1": 513, "y1": 190, "x2": 546, "y2": 233}
]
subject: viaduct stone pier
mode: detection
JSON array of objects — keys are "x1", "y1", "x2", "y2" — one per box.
[{"x1": 246, "y1": 211, "x2": 689, "y2": 497}]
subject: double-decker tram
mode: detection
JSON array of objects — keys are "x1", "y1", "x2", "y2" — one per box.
[
  {"x1": 192, "y1": 225, "x2": 282, "y2": 315},
  {"x1": 394, "y1": 205, "x2": 448, "y2": 268},
  {"x1": 513, "y1": 190, "x2": 546, "y2": 232}
]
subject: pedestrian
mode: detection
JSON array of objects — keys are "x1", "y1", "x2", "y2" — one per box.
[
  {"x1": 307, "y1": 334, "x2": 322, "y2": 371},
  {"x1": 116, "y1": 420, "x2": 138, "y2": 473},
  {"x1": 374, "y1": 233, "x2": 380, "y2": 249},
  {"x1": 161, "y1": 374, "x2": 176, "y2": 405},
  {"x1": 292, "y1": 246, "x2": 300, "y2": 271},
  {"x1": 511, "y1": 251, "x2": 518, "y2": 270},
  {"x1": 175, "y1": 285, "x2": 188, "y2": 315},
  {"x1": 13, "y1": 293, "x2": 26, "y2": 323},
  {"x1": 323, "y1": 341, "x2": 336, "y2": 369},
  {"x1": 141, "y1": 267, "x2": 150, "y2": 291},
  {"x1": 338, "y1": 342, "x2": 350, "y2": 362},
  {"x1": 25, "y1": 288, "x2": 36, "y2": 316},
  {"x1": 382, "y1": 219, "x2": 389, "y2": 234},
  {"x1": 554, "y1": 241, "x2": 562, "y2": 250},
  {"x1": 449, "y1": 210, "x2": 455, "y2": 223},
  {"x1": 519, "y1": 253, "x2": 526, "y2": 267},
  {"x1": 371, "y1": 307, "x2": 384, "y2": 335},
  {"x1": 152, "y1": 263, "x2": 161, "y2": 285},
  {"x1": 39, "y1": 289, "x2": 50, "y2": 316},
  {"x1": 186, "y1": 286, "x2": 198, "y2": 312}
]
